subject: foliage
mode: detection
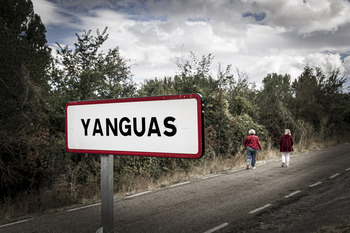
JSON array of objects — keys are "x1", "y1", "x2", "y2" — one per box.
[
  {"x1": 0, "y1": 0, "x2": 52, "y2": 197},
  {"x1": 50, "y1": 27, "x2": 136, "y2": 102},
  {"x1": 227, "y1": 73, "x2": 258, "y2": 118},
  {"x1": 292, "y1": 66, "x2": 349, "y2": 138},
  {"x1": 139, "y1": 53, "x2": 267, "y2": 157},
  {"x1": 257, "y1": 73, "x2": 298, "y2": 144},
  {"x1": 47, "y1": 28, "x2": 138, "y2": 191}
]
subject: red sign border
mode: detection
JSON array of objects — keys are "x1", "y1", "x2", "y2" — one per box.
[{"x1": 65, "y1": 94, "x2": 204, "y2": 159}]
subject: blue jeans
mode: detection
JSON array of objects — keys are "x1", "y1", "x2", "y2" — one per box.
[{"x1": 247, "y1": 146, "x2": 257, "y2": 167}]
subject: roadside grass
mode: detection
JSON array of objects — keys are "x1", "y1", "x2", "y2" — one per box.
[{"x1": 0, "y1": 137, "x2": 346, "y2": 223}]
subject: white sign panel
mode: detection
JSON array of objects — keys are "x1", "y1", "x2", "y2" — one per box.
[{"x1": 65, "y1": 94, "x2": 203, "y2": 158}]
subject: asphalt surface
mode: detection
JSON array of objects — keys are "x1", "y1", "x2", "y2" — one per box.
[{"x1": 1, "y1": 143, "x2": 350, "y2": 233}]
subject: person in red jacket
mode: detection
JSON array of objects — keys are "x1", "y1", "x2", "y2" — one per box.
[
  {"x1": 279, "y1": 129, "x2": 294, "y2": 167},
  {"x1": 244, "y1": 129, "x2": 262, "y2": 170}
]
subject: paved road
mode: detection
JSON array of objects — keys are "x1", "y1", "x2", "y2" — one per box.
[{"x1": 1, "y1": 143, "x2": 350, "y2": 233}]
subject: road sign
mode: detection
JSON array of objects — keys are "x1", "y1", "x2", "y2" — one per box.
[{"x1": 65, "y1": 94, "x2": 204, "y2": 159}]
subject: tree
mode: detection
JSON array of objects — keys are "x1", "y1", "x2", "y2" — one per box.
[
  {"x1": 171, "y1": 52, "x2": 267, "y2": 155},
  {"x1": 292, "y1": 66, "x2": 349, "y2": 137},
  {"x1": 0, "y1": 0, "x2": 52, "y2": 196},
  {"x1": 48, "y1": 28, "x2": 137, "y2": 188},
  {"x1": 258, "y1": 73, "x2": 296, "y2": 143},
  {"x1": 0, "y1": 0, "x2": 51, "y2": 128},
  {"x1": 227, "y1": 68, "x2": 258, "y2": 118},
  {"x1": 50, "y1": 28, "x2": 135, "y2": 102},
  {"x1": 48, "y1": 28, "x2": 136, "y2": 133},
  {"x1": 292, "y1": 66, "x2": 323, "y2": 127},
  {"x1": 138, "y1": 77, "x2": 175, "y2": 96}
]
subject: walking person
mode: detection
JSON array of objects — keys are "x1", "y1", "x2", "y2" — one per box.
[
  {"x1": 244, "y1": 129, "x2": 262, "y2": 170},
  {"x1": 279, "y1": 129, "x2": 294, "y2": 167}
]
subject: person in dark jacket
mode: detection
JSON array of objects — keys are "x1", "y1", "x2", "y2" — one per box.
[
  {"x1": 279, "y1": 129, "x2": 294, "y2": 167},
  {"x1": 244, "y1": 129, "x2": 262, "y2": 170}
]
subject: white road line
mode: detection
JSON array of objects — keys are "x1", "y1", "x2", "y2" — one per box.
[
  {"x1": 249, "y1": 204, "x2": 272, "y2": 214},
  {"x1": 67, "y1": 203, "x2": 101, "y2": 212},
  {"x1": 309, "y1": 182, "x2": 322, "y2": 187},
  {"x1": 329, "y1": 173, "x2": 340, "y2": 179},
  {"x1": 345, "y1": 168, "x2": 350, "y2": 172},
  {"x1": 202, "y1": 174, "x2": 221, "y2": 179},
  {"x1": 0, "y1": 219, "x2": 33, "y2": 228},
  {"x1": 170, "y1": 181, "x2": 191, "y2": 187},
  {"x1": 126, "y1": 191, "x2": 152, "y2": 199},
  {"x1": 284, "y1": 190, "x2": 301, "y2": 198},
  {"x1": 203, "y1": 223, "x2": 229, "y2": 233}
]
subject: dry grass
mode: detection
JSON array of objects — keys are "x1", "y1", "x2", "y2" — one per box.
[
  {"x1": 0, "y1": 137, "x2": 346, "y2": 222},
  {"x1": 118, "y1": 149, "x2": 278, "y2": 197},
  {"x1": 117, "y1": 138, "x2": 343, "y2": 197},
  {"x1": 0, "y1": 188, "x2": 73, "y2": 222},
  {"x1": 0, "y1": 176, "x2": 101, "y2": 222}
]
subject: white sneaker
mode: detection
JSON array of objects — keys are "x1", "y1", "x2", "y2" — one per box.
[{"x1": 252, "y1": 166, "x2": 256, "y2": 170}]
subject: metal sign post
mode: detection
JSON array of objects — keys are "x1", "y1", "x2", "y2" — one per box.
[{"x1": 101, "y1": 154, "x2": 114, "y2": 233}]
